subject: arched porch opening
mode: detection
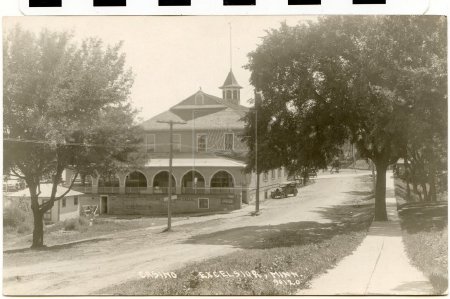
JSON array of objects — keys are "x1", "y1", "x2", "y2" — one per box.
[
  {"x1": 153, "y1": 171, "x2": 176, "y2": 194},
  {"x1": 181, "y1": 170, "x2": 205, "y2": 194},
  {"x1": 210, "y1": 170, "x2": 234, "y2": 194},
  {"x1": 98, "y1": 173, "x2": 120, "y2": 193},
  {"x1": 125, "y1": 171, "x2": 148, "y2": 193},
  {"x1": 71, "y1": 173, "x2": 93, "y2": 192}
]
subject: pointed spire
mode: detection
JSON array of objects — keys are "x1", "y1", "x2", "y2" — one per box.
[{"x1": 220, "y1": 69, "x2": 242, "y2": 89}]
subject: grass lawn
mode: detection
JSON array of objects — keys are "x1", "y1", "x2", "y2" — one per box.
[
  {"x1": 398, "y1": 204, "x2": 448, "y2": 294},
  {"x1": 3, "y1": 214, "x2": 183, "y2": 250},
  {"x1": 98, "y1": 202, "x2": 374, "y2": 295},
  {"x1": 394, "y1": 176, "x2": 448, "y2": 294}
]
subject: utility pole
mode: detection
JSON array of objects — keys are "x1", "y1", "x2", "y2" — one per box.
[
  {"x1": 157, "y1": 119, "x2": 186, "y2": 231},
  {"x1": 254, "y1": 91, "x2": 261, "y2": 215},
  {"x1": 352, "y1": 143, "x2": 356, "y2": 173},
  {"x1": 255, "y1": 108, "x2": 260, "y2": 214}
]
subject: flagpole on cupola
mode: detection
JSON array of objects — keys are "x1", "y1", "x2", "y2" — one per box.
[{"x1": 229, "y1": 22, "x2": 232, "y2": 70}]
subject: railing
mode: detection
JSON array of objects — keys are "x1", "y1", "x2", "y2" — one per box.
[
  {"x1": 152, "y1": 187, "x2": 176, "y2": 194},
  {"x1": 71, "y1": 186, "x2": 93, "y2": 193},
  {"x1": 69, "y1": 186, "x2": 243, "y2": 195},
  {"x1": 97, "y1": 186, "x2": 120, "y2": 194},
  {"x1": 209, "y1": 187, "x2": 238, "y2": 194},
  {"x1": 125, "y1": 187, "x2": 148, "y2": 194},
  {"x1": 181, "y1": 187, "x2": 206, "y2": 194}
]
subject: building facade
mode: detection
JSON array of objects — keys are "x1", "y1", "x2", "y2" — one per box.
[{"x1": 65, "y1": 71, "x2": 288, "y2": 215}]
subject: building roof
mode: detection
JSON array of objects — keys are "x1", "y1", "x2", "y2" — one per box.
[
  {"x1": 141, "y1": 89, "x2": 249, "y2": 132},
  {"x1": 6, "y1": 184, "x2": 84, "y2": 198},
  {"x1": 220, "y1": 70, "x2": 242, "y2": 89},
  {"x1": 145, "y1": 158, "x2": 246, "y2": 168}
]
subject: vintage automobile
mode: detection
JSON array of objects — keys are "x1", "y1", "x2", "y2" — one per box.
[{"x1": 270, "y1": 182, "x2": 299, "y2": 199}]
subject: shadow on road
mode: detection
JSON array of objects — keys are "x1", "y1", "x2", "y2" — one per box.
[
  {"x1": 184, "y1": 203, "x2": 374, "y2": 249},
  {"x1": 4, "y1": 237, "x2": 112, "y2": 254},
  {"x1": 344, "y1": 190, "x2": 373, "y2": 197}
]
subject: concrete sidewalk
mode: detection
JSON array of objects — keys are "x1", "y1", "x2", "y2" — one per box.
[{"x1": 298, "y1": 170, "x2": 434, "y2": 295}]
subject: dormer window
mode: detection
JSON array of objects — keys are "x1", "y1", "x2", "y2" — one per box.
[{"x1": 195, "y1": 93, "x2": 204, "y2": 105}]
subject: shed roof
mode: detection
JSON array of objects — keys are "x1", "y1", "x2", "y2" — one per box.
[{"x1": 6, "y1": 184, "x2": 84, "y2": 198}]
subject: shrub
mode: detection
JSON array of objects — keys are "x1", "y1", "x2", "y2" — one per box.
[
  {"x1": 63, "y1": 216, "x2": 90, "y2": 231},
  {"x1": 63, "y1": 218, "x2": 79, "y2": 231},
  {"x1": 3, "y1": 201, "x2": 33, "y2": 234},
  {"x1": 17, "y1": 221, "x2": 34, "y2": 234}
]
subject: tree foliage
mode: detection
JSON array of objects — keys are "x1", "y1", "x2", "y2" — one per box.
[
  {"x1": 3, "y1": 26, "x2": 143, "y2": 247},
  {"x1": 243, "y1": 16, "x2": 447, "y2": 220}
]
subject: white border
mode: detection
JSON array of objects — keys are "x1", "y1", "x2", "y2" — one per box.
[{"x1": 16, "y1": 0, "x2": 448, "y2": 16}]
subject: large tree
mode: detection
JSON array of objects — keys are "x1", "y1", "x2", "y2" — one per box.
[
  {"x1": 243, "y1": 16, "x2": 446, "y2": 220},
  {"x1": 3, "y1": 27, "x2": 143, "y2": 248}
]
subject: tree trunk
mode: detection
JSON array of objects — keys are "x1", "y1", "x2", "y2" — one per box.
[
  {"x1": 405, "y1": 178, "x2": 411, "y2": 200},
  {"x1": 28, "y1": 184, "x2": 46, "y2": 249},
  {"x1": 428, "y1": 164, "x2": 437, "y2": 202},
  {"x1": 404, "y1": 158, "x2": 411, "y2": 200},
  {"x1": 421, "y1": 182, "x2": 429, "y2": 201},
  {"x1": 255, "y1": 172, "x2": 260, "y2": 213},
  {"x1": 31, "y1": 208, "x2": 44, "y2": 248},
  {"x1": 374, "y1": 162, "x2": 388, "y2": 221},
  {"x1": 413, "y1": 182, "x2": 422, "y2": 201}
]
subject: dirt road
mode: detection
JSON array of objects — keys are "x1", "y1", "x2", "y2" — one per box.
[{"x1": 3, "y1": 170, "x2": 372, "y2": 295}]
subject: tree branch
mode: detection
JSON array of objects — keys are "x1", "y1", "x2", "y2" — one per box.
[
  {"x1": 40, "y1": 170, "x2": 79, "y2": 211},
  {"x1": 36, "y1": 182, "x2": 41, "y2": 197},
  {"x1": 10, "y1": 168, "x2": 26, "y2": 180},
  {"x1": 55, "y1": 170, "x2": 79, "y2": 201}
]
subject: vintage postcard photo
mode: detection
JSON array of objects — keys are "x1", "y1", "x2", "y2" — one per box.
[{"x1": 2, "y1": 15, "x2": 447, "y2": 295}]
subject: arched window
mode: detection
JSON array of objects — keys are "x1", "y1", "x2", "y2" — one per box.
[{"x1": 181, "y1": 170, "x2": 205, "y2": 194}]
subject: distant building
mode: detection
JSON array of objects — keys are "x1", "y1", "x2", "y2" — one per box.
[
  {"x1": 65, "y1": 70, "x2": 288, "y2": 215},
  {"x1": 2, "y1": 177, "x2": 26, "y2": 193}
]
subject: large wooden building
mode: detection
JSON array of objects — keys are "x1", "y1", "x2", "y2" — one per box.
[{"x1": 66, "y1": 70, "x2": 288, "y2": 215}]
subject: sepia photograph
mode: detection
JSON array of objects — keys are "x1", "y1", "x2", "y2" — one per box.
[{"x1": 2, "y1": 15, "x2": 448, "y2": 295}]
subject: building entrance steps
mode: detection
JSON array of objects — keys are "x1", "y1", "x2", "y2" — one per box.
[{"x1": 297, "y1": 170, "x2": 434, "y2": 295}]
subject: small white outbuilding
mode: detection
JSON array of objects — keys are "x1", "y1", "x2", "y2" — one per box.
[{"x1": 5, "y1": 184, "x2": 85, "y2": 223}]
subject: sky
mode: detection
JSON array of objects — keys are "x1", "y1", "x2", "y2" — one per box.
[{"x1": 4, "y1": 16, "x2": 316, "y2": 122}]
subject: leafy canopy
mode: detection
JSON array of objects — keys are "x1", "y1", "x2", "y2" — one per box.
[
  {"x1": 243, "y1": 16, "x2": 447, "y2": 174},
  {"x1": 3, "y1": 26, "x2": 143, "y2": 187}
]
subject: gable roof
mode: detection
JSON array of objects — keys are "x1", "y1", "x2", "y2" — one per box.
[
  {"x1": 220, "y1": 70, "x2": 242, "y2": 89},
  {"x1": 141, "y1": 89, "x2": 249, "y2": 131},
  {"x1": 172, "y1": 90, "x2": 227, "y2": 108}
]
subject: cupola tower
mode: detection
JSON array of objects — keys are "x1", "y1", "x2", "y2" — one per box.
[{"x1": 220, "y1": 70, "x2": 242, "y2": 105}]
